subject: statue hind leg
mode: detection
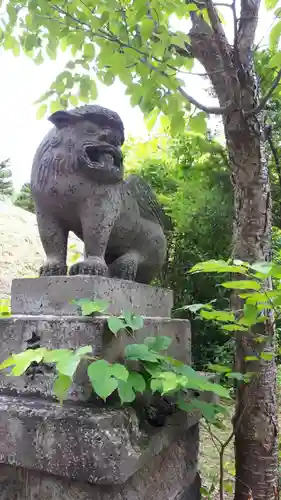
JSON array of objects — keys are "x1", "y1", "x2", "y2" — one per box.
[
  {"x1": 108, "y1": 250, "x2": 141, "y2": 281},
  {"x1": 36, "y1": 210, "x2": 68, "y2": 276}
]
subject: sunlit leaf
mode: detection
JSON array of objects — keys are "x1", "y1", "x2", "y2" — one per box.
[
  {"x1": 53, "y1": 374, "x2": 72, "y2": 403},
  {"x1": 107, "y1": 316, "x2": 126, "y2": 335},
  {"x1": 128, "y1": 371, "x2": 146, "y2": 393},
  {"x1": 117, "y1": 380, "x2": 136, "y2": 403},
  {"x1": 144, "y1": 336, "x2": 172, "y2": 352},
  {"x1": 221, "y1": 280, "x2": 261, "y2": 290}
]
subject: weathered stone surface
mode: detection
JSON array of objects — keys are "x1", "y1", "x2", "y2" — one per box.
[
  {"x1": 0, "y1": 422, "x2": 199, "y2": 499},
  {"x1": 0, "y1": 395, "x2": 198, "y2": 485},
  {"x1": 11, "y1": 276, "x2": 173, "y2": 317},
  {"x1": 0, "y1": 315, "x2": 191, "y2": 401}
]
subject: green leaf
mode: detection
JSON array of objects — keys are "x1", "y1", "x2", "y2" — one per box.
[
  {"x1": 186, "y1": 3, "x2": 199, "y2": 11},
  {"x1": 238, "y1": 303, "x2": 259, "y2": 326},
  {"x1": 244, "y1": 355, "x2": 259, "y2": 361},
  {"x1": 107, "y1": 316, "x2": 126, "y2": 335},
  {"x1": 150, "y1": 378, "x2": 163, "y2": 393},
  {"x1": 144, "y1": 336, "x2": 172, "y2": 352},
  {"x1": 189, "y1": 260, "x2": 247, "y2": 274},
  {"x1": 189, "y1": 112, "x2": 207, "y2": 135},
  {"x1": 73, "y1": 298, "x2": 109, "y2": 316},
  {"x1": 200, "y1": 309, "x2": 235, "y2": 322},
  {"x1": 88, "y1": 360, "x2": 118, "y2": 400},
  {"x1": 83, "y1": 43, "x2": 95, "y2": 59},
  {"x1": 177, "y1": 398, "x2": 222, "y2": 422},
  {"x1": 0, "y1": 356, "x2": 16, "y2": 370},
  {"x1": 265, "y1": 0, "x2": 279, "y2": 10},
  {"x1": 158, "y1": 371, "x2": 178, "y2": 393},
  {"x1": 9, "y1": 348, "x2": 46, "y2": 376},
  {"x1": 122, "y1": 312, "x2": 144, "y2": 331},
  {"x1": 178, "y1": 303, "x2": 213, "y2": 313},
  {"x1": 110, "y1": 363, "x2": 129, "y2": 381},
  {"x1": 270, "y1": 22, "x2": 281, "y2": 49},
  {"x1": 56, "y1": 353, "x2": 81, "y2": 378},
  {"x1": 260, "y1": 352, "x2": 274, "y2": 361},
  {"x1": 117, "y1": 380, "x2": 136, "y2": 403},
  {"x1": 36, "y1": 104, "x2": 48, "y2": 120},
  {"x1": 268, "y1": 52, "x2": 281, "y2": 68},
  {"x1": 221, "y1": 324, "x2": 248, "y2": 332},
  {"x1": 208, "y1": 364, "x2": 232, "y2": 373},
  {"x1": 250, "y1": 261, "x2": 272, "y2": 275},
  {"x1": 50, "y1": 100, "x2": 63, "y2": 113},
  {"x1": 127, "y1": 371, "x2": 146, "y2": 393},
  {"x1": 87, "y1": 359, "x2": 110, "y2": 378},
  {"x1": 140, "y1": 19, "x2": 154, "y2": 39},
  {"x1": 176, "y1": 365, "x2": 230, "y2": 398},
  {"x1": 145, "y1": 108, "x2": 159, "y2": 131},
  {"x1": 69, "y1": 95, "x2": 79, "y2": 107},
  {"x1": 125, "y1": 344, "x2": 160, "y2": 362},
  {"x1": 221, "y1": 280, "x2": 261, "y2": 290},
  {"x1": 43, "y1": 349, "x2": 72, "y2": 363},
  {"x1": 53, "y1": 374, "x2": 72, "y2": 403},
  {"x1": 225, "y1": 372, "x2": 244, "y2": 380},
  {"x1": 91, "y1": 375, "x2": 118, "y2": 400},
  {"x1": 0, "y1": 298, "x2": 11, "y2": 317},
  {"x1": 270, "y1": 264, "x2": 281, "y2": 278},
  {"x1": 75, "y1": 345, "x2": 92, "y2": 357}
]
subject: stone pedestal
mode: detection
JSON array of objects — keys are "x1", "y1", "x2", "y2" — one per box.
[{"x1": 0, "y1": 277, "x2": 201, "y2": 499}]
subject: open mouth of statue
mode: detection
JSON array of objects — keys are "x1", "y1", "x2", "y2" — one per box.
[{"x1": 84, "y1": 145, "x2": 122, "y2": 171}]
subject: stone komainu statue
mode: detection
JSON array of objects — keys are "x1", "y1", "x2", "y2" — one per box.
[{"x1": 31, "y1": 105, "x2": 171, "y2": 284}]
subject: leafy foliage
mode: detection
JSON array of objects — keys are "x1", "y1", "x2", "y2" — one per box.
[
  {"x1": 0, "y1": 158, "x2": 13, "y2": 197},
  {"x1": 14, "y1": 182, "x2": 35, "y2": 213},
  {"x1": 0, "y1": 298, "x2": 11, "y2": 317},
  {"x1": 0, "y1": 0, "x2": 205, "y2": 133},
  {"x1": 125, "y1": 129, "x2": 233, "y2": 368},
  {"x1": 0, "y1": 324, "x2": 230, "y2": 411}
]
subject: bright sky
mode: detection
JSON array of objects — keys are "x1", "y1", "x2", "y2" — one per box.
[{"x1": 0, "y1": 1, "x2": 274, "y2": 189}]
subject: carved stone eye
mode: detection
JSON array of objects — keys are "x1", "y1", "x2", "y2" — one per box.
[{"x1": 84, "y1": 125, "x2": 97, "y2": 134}]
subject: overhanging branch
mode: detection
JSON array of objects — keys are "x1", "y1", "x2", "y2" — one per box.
[
  {"x1": 246, "y1": 68, "x2": 281, "y2": 115},
  {"x1": 178, "y1": 87, "x2": 232, "y2": 114}
]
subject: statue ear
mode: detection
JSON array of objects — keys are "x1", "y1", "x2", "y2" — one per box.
[{"x1": 48, "y1": 110, "x2": 74, "y2": 129}]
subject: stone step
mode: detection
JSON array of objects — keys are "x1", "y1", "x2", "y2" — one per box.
[
  {"x1": 0, "y1": 315, "x2": 191, "y2": 402},
  {"x1": 11, "y1": 276, "x2": 173, "y2": 317}
]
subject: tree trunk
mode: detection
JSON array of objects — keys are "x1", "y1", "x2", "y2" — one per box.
[
  {"x1": 189, "y1": 8, "x2": 278, "y2": 498},
  {"x1": 225, "y1": 103, "x2": 278, "y2": 498}
]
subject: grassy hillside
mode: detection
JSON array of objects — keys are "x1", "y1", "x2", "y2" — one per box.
[{"x1": 0, "y1": 199, "x2": 83, "y2": 297}]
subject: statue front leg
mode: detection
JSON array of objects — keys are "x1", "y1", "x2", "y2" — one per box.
[
  {"x1": 36, "y1": 210, "x2": 68, "y2": 276},
  {"x1": 69, "y1": 190, "x2": 122, "y2": 277}
]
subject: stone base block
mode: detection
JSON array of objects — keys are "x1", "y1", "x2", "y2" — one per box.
[
  {"x1": 0, "y1": 315, "x2": 191, "y2": 402},
  {"x1": 0, "y1": 417, "x2": 199, "y2": 500},
  {"x1": 11, "y1": 276, "x2": 173, "y2": 317}
]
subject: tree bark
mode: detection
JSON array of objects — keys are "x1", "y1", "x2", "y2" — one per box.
[
  {"x1": 225, "y1": 95, "x2": 278, "y2": 499},
  {"x1": 188, "y1": 6, "x2": 279, "y2": 499}
]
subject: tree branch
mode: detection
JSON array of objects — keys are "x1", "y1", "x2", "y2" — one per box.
[
  {"x1": 204, "y1": 0, "x2": 233, "y2": 68},
  {"x1": 237, "y1": 0, "x2": 261, "y2": 66},
  {"x1": 246, "y1": 68, "x2": 281, "y2": 115},
  {"x1": 178, "y1": 86, "x2": 232, "y2": 114},
  {"x1": 140, "y1": 55, "x2": 231, "y2": 114}
]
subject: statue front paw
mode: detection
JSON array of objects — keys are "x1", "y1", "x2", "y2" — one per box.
[
  {"x1": 40, "y1": 262, "x2": 67, "y2": 276},
  {"x1": 69, "y1": 257, "x2": 108, "y2": 277}
]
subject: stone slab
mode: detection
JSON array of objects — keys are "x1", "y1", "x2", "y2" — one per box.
[
  {"x1": 11, "y1": 276, "x2": 173, "y2": 317},
  {"x1": 0, "y1": 424, "x2": 199, "y2": 499},
  {"x1": 0, "y1": 394, "x2": 199, "y2": 486},
  {"x1": 0, "y1": 316, "x2": 191, "y2": 402}
]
